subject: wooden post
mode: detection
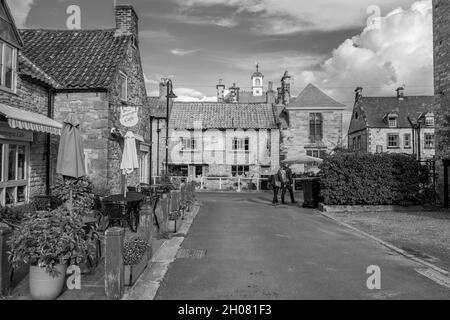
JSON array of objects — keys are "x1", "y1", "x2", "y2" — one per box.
[
  {"x1": 0, "y1": 227, "x2": 12, "y2": 295},
  {"x1": 160, "y1": 198, "x2": 169, "y2": 234},
  {"x1": 105, "y1": 227, "x2": 125, "y2": 300},
  {"x1": 219, "y1": 178, "x2": 222, "y2": 190}
]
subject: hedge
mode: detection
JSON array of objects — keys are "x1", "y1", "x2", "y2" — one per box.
[{"x1": 318, "y1": 152, "x2": 430, "y2": 205}]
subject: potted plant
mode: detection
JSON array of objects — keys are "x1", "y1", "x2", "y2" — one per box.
[
  {"x1": 51, "y1": 176, "x2": 95, "y2": 217},
  {"x1": 8, "y1": 207, "x2": 99, "y2": 300},
  {"x1": 123, "y1": 236, "x2": 150, "y2": 286}
]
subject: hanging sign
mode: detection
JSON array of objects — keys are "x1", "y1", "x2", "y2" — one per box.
[{"x1": 120, "y1": 106, "x2": 139, "y2": 127}]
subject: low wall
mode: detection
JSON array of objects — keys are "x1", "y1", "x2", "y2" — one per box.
[{"x1": 319, "y1": 204, "x2": 432, "y2": 213}]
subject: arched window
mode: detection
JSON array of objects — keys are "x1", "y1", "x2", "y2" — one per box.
[{"x1": 254, "y1": 78, "x2": 261, "y2": 87}]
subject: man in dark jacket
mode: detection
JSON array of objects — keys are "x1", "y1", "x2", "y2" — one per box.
[
  {"x1": 278, "y1": 164, "x2": 297, "y2": 204},
  {"x1": 268, "y1": 172, "x2": 282, "y2": 205}
]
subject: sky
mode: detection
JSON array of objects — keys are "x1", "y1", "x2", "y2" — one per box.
[{"x1": 7, "y1": 0, "x2": 433, "y2": 113}]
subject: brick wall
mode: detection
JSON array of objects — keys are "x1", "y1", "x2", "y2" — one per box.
[
  {"x1": 433, "y1": 0, "x2": 450, "y2": 201},
  {"x1": 0, "y1": 75, "x2": 57, "y2": 198}
]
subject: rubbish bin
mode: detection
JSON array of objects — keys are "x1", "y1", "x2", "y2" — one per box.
[{"x1": 301, "y1": 178, "x2": 321, "y2": 208}]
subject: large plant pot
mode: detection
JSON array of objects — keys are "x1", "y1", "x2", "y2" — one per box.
[{"x1": 29, "y1": 264, "x2": 67, "y2": 300}]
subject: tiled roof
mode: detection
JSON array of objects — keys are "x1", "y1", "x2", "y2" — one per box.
[
  {"x1": 18, "y1": 53, "x2": 61, "y2": 88},
  {"x1": 19, "y1": 29, "x2": 131, "y2": 89},
  {"x1": 358, "y1": 96, "x2": 435, "y2": 128},
  {"x1": 288, "y1": 83, "x2": 345, "y2": 108},
  {"x1": 169, "y1": 102, "x2": 279, "y2": 129}
]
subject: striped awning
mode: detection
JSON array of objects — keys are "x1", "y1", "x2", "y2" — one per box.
[{"x1": 0, "y1": 104, "x2": 63, "y2": 135}]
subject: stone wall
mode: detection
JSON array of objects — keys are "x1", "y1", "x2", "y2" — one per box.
[
  {"x1": 433, "y1": 0, "x2": 450, "y2": 202},
  {"x1": 166, "y1": 128, "x2": 280, "y2": 178},
  {"x1": 0, "y1": 75, "x2": 58, "y2": 198},
  {"x1": 281, "y1": 110, "x2": 343, "y2": 174}
]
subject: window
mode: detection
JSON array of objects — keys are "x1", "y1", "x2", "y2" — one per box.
[
  {"x1": 232, "y1": 165, "x2": 249, "y2": 177},
  {"x1": 306, "y1": 150, "x2": 327, "y2": 159},
  {"x1": 0, "y1": 142, "x2": 29, "y2": 206},
  {"x1": 139, "y1": 145, "x2": 150, "y2": 184},
  {"x1": 119, "y1": 72, "x2": 127, "y2": 101},
  {"x1": 388, "y1": 116, "x2": 397, "y2": 128},
  {"x1": 387, "y1": 134, "x2": 400, "y2": 148},
  {"x1": 376, "y1": 145, "x2": 383, "y2": 153},
  {"x1": 232, "y1": 138, "x2": 249, "y2": 152},
  {"x1": 181, "y1": 138, "x2": 197, "y2": 151},
  {"x1": 255, "y1": 78, "x2": 261, "y2": 87},
  {"x1": 425, "y1": 134, "x2": 435, "y2": 149},
  {"x1": 0, "y1": 41, "x2": 16, "y2": 92},
  {"x1": 404, "y1": 133, "x2": 411, "y2": 149},
  {"x1": 309, "y1": 113, "x2": 323, "y2": 143},
  {"x1": 425, "y1": 116, "x2": 434, "y2": 127}
]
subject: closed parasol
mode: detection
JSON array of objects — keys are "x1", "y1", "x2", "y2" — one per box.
[{"x1": 121, "y1": 131, "x2": 140, "y2": 197}]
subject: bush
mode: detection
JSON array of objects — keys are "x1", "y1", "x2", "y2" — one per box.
[
  {"x1": 319, "y1": 152, "x2": 429, "y2": 206},
  {"x1": 8, "y1": 207, "x2": 99, "y2": 276},
  {"x1": 51, "y1": 176, "x2": 95, "y2": 214},
  {"x1": 123, "y1": 237, "x2": 149, "y2": 266},
  {"x1": 0, "y1": 204, "x2": 35, "y2": 228}
]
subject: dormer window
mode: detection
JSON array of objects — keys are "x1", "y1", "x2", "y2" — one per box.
[
  {"x1": 388, "y1": 116, "x2": 397, "y2": 128},
  {"x1": 425, "y1": 115, "x2": 434, "y2": 127}
]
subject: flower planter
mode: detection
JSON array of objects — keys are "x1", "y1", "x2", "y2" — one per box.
[
  {"x1": 124, "y1": 251, "x2": 149, "y2": 287},
  {"x1": 29, "y1": 264, "x2": 67, "y2": 300},
  {"x1": 168, "y1": 215, "x2": 183, "y2": 233}
]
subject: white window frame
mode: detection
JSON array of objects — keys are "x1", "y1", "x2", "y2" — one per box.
[
  {"x1": 0, "y1": 40, "x2": 17, "y2": 93},
  {"x1": 424, "y1": 134, "x2": 435, "y2": 149},
  {"x1": 404, "y1": 133, "x2": 411, "y2": 149},
  {"x1": 181, "y1": 137, "x2": 198, "y2": 152},
  {"x1": 388, "y1": 116, "x2": 397, "y2": 128},
  {"x1": 0, "y1": 140, "x2": 30, "y2": 206},
  {"x1": 139, "y1": 144, "x2": 150, "y2": 184},
  {"x1": 232, "y1": 137, "x2": 250, "y2": 152},
  {"x1": 387, "y1": 134, "x2": 400, "y2": 149},
  {"x1": 119, "y1": 72, "x2": 128, "y2": 102},
  {"x1": 232, "y1": 165, "x2": 249, "y2": 177},
  {"x1": 425, "y1": 116, "x2": 434, "y2": 127}
]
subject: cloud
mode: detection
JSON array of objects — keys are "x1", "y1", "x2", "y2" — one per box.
[
  {"x1": 170, "y1": 48, "x2": 201, "y2": 56},
  {"x1": 174, "y1": 87, "x2": 217, "y2": 102},
  {"x1": 173, "y1": 0, "x2": 417, "y2": 34},
  {"x1": 6, "y1": 0, "x2": 34, "y2": 28},
  {"x1": 292, "y1": 0, "x2": 433, "y2": 103},
  {"x1": 145, "y1": 12, "x2": 238, "y2": 28}
]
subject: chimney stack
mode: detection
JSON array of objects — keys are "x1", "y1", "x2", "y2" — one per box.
[
  {"x1": 355, "y1": 87, "x2": 363, "y2": 103},
  {"x1": 396, "y1": 87, "x2": 405, "y2": 100},
  {"x1": 281, "y1": 71, "x2": 291, "y2": 105},
  {"x1": 229, "y1": 83, "x2": 240, "y2": 103},
  {"x1": 159, "y1": 80, "x2": 167, "y2": 100},
  {"x1": 114, "y1": 5, "x2": 139, "y2": 39},
  {"x1": 217, "y1": 79, "x2": 225, "y2": 103},
  {"x1": 277, "y1": 87, "x2": 283, "y2": 104}
]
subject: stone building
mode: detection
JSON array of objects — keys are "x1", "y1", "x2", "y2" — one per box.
[
  {"x1": 167, "y1": 102, "x2": 280, "y2": 180},
  {"x1": 278, "y1": 83, "x2": 346, "y2": 173},
  {"x1": 0, "y1": 0, "x2": 63, "y2": 206},
  {"x1": 348, "y1": 87, "x2": 435, "y2": 160},
  {"x1": 433, "y1": 0, "x2": 450, "y2": 203},
  {"x1": 19, "y1": 5, "x2": 151, "y2": 194},
  {"x1": 348, "y1": 88, "x2": 435, "y2": 160},
  {"x1": 222, "y1": 65, "x2": 277, "y2": 104}
]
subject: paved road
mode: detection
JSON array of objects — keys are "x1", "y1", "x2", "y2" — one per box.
[{"x1": 155, "y1": 193, "x2": 450, "y2": 300}]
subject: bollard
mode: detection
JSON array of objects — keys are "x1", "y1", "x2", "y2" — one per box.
[
  {"x1": 160, "y1": 198, "x2": 169, "y2": 234},
  {"x1": 105, "y1": 227, "x2": 125, "y2": 300},
  {"x1": 137, "y1": 202, "x2": 153, "y2": 258},
  {"x1": 0, "y1": 227, "x2": 12, "y2": 295}
]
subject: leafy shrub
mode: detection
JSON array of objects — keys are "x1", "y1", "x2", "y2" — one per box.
[
  {"x1": 0, "y1": 204, "x2": 35, "y2": 228},
  {"x1": 8, "y1": 207, "x2": 99, "y2": 276},
  {"x1": 51, "y1": 176, "x2": 95, "y2": 214},
  {"x1": 319, "y1": 152, "x2": 429, "y2": 206},
  {"x1": 123, "y1": 237, "x2": 149, "y2": 266}
]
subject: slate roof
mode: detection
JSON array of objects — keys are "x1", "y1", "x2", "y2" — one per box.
[
  {"x1": 288, "y1": 83, "x2": 345, "y2": 108},
  {"x1": 357, "y1": 96, "x2": 435, "y2": 128},
  {"x1": 19, "y1": 29, "x2": 131, "y2": 89},
  {"x1": 169, "y1": 102, "x2": 279, "y2": 129}
]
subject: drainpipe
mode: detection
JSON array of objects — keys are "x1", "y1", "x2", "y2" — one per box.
[
  {"x1": 157, "y1": 120, "x2": 160, "y2": 177},
  {"x1": 46, "y1": 88, "x2": 53, "y2": 195},
  {"x1": 149, "y1": 116, "x2": 153, "y2": 184}
]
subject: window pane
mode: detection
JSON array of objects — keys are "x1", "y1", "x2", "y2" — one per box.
[
  {"x1": 5, "y1": 187, "x2": 15, "y2": 205},
  {"x1": 3, "y1": 45, "x2": 13, "y2": 89},
  {"x1": 17, "y1": 186, "x2": 25, "y2": 203},
  {"x1": 17, "y1": 145, "x2": 25, "y2": 180},
  {"x1": 8, "y1": 145, "x2": 16, "y2": 180}
]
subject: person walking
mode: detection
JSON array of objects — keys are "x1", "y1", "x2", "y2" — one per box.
[
  {"x1": 278, "y1": 164, "x2": 297, "y2": 204},
  {"x1": 268, "y1": 170, "x2": 282, "y2": 205}
]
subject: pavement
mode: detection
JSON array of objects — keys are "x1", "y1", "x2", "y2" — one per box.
[{"x1": 152, "y1": 192, "x2": 450, "y2": 300}]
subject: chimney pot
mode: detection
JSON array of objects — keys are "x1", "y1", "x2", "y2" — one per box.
[{"x1": 397, "y1": 87, "x2": 405, "y2": 99}]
